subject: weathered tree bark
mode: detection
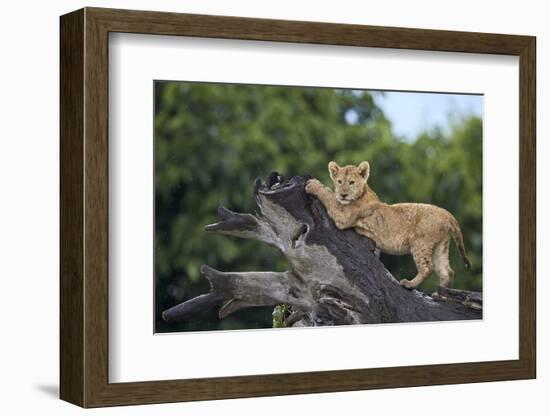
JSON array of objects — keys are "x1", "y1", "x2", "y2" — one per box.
[{"x1": 163, "y1": 173, "x2": 482, "y2": 326}]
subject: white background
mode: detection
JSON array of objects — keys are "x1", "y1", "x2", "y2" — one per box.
[
  {"x1": 110, "y1": 34, "x2": 519, "y2": 382},
  {"x1": 0, "y1": 0, "x2": 546, "y2": 414}
]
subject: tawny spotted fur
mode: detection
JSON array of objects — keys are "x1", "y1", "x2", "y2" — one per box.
[{"x1": 305, "y1": 161, "x2": 471, "y2": 290}]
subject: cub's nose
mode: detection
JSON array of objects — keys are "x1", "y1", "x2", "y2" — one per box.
[{"x1": 340, "y1": 193, "x2": 348, "y2": 199}]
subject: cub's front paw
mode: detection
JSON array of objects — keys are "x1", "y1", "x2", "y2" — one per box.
[
  {"x1": 399, "y1": 279, "x2": 414, "y2": 289},
  {"x1": 305, "y1": 179, "x2": 323, "y2": 195}
]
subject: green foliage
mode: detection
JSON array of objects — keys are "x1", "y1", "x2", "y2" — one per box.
[
  {"x1": 154, "y1": 81, "x2": 482, "y2": 333},
  {"x1": 272, "y1": 304, "x2": 291, "y2": 328}
]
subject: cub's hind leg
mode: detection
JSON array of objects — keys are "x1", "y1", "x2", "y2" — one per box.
[
  {"x1": 433, "y1": 238, "x2": 454, "y2": 289},
  {"x1": 400, "y1": 243, "x2": 435, "y2": 289}
]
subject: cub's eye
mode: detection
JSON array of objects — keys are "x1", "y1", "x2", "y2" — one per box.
[
  {"x1": 337, "y1": 180, "x2": 342, "y2": 184},
  {"x1": 349, "y1": 181, "x2": 355, "y2": 185}
]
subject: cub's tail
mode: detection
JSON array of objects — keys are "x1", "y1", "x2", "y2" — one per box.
[{"x1": 450, "y1": 217, "x2": 471, "y2": 269}]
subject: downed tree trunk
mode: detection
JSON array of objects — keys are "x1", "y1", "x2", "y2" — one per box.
[{"x1": 163, "y1": 173, "x2": 482, "y2": 327}]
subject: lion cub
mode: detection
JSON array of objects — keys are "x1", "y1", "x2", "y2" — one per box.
[{"x1": 305, "y1": 161, "x2": 471, "y2": 289}]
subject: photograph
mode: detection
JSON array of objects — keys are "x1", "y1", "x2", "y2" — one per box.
[{"x1": 154, "y1": 81, "x2": 483, "y2": 333}]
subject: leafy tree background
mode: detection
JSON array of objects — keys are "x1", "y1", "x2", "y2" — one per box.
[{"x1": 154, "y1": 81, "x2": 482, "y2": 333}]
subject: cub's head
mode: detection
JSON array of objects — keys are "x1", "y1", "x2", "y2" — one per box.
[{"x1": 328, "y1": 161, "x2": 370, "y2": 205}]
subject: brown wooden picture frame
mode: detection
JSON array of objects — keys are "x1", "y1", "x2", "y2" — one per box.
[{"x1": 60, "y1": 7, "x2": 536, "y2": 408}]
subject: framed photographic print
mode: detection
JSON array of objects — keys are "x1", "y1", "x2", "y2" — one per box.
[{"x1": 60, "y1": 7, "x2": 536, "y2": 408}]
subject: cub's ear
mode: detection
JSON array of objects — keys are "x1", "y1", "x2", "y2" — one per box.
[
  {"x1": 328, "y1": 161, "x2": 340, "y2": 179},
  {"x1": 357, "y1": 161, "x2": 370, "y2": 179}
]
